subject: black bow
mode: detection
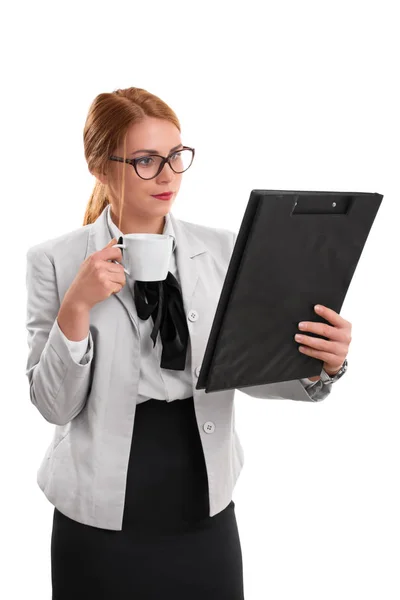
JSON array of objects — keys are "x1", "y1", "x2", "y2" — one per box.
[
  {"x1": 133, "y1": 274, "x2": 189, "y2": 370},
  {"x1": 117, "y1": 235, "x2": 189, "y2": 370}
]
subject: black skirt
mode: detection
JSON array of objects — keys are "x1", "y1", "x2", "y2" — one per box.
[{"x1": 51, "y1": 396, "x2": 244, "y2": 599}]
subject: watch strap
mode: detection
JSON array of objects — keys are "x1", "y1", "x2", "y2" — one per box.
[{"x1": 320, "y1": 358, "x2": 348, "y2": 384}]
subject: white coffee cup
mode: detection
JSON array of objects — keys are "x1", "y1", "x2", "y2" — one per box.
[{"x1": 112, "y1": 233, "x2": 174, "y2": 281}]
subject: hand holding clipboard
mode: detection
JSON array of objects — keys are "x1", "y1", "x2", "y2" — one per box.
[
  {"x1": 294, "y1": 302, "x2": 352, "y2": 378},
  {"x1": 196, "y1": 189, "x2": 383, "y2": 393}
]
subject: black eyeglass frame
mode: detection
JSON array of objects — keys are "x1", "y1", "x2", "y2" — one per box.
[{"x1": 108, "y1": 145, "x2": 195, "y2": 180}]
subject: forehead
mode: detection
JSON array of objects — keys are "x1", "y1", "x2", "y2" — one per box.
[{"x1": 125, "y1": 117, "x2": 181, "y2": 153}]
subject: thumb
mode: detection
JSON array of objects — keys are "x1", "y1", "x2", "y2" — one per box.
[{"x1": 106, "y1": 238, "x2": 117, "y2": 247}]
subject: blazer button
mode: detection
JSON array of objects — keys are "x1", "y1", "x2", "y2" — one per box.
[
  {"x1": 195, "y1": 366, "x2": 201, "y2": 377},
  {"x1": 188, "y1": 309, "x2": 199, "y2": 322},
  {"x1": 203, "y1": 421, "x2": 215, "y2": 434}
]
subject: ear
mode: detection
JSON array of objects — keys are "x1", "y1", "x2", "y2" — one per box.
[{"x1": 89, "y1": 167, "x2": 108, "y2": 186}]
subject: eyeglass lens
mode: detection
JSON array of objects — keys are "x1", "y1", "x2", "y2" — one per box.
[{"x1": 136, "y1": 149, "x2": 193, "y2": 179}]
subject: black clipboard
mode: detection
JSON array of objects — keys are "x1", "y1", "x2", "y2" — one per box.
[{"x1": 195, "y1": 189, "x2": 383, "y2": 394}]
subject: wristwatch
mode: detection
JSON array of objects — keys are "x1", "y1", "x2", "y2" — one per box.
[{"x1": 319, "y1": 358, "x2": 348, "y2": 385}]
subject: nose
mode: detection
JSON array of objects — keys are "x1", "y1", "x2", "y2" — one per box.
[{"x1": 157, "y1": 160, "x2": 175, "y2": 181}]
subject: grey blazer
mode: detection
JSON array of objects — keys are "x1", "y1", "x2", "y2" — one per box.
[{"x1": 25, "y1": 206, "x2": 332, "y2": 531}]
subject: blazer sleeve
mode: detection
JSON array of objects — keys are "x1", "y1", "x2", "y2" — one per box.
[
  {"x1": 57, "y1": 324, "x2": 90, "y2": 364},
  {"x1": 229, "y1": 231, "x2": 332, "y2": 402},
  {"x1": 25, "y1": 248, "x2": 94, "y2": 425},
  {"x1": 236, "y1": 378, "x2": 332, "y2": 402}
]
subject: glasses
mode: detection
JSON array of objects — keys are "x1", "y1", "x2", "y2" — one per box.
[{"x1": 108, "y1": 146, "x2": 195, "y2": 180}]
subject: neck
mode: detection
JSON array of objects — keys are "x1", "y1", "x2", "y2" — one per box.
[{"x1": 109, "y1": 205, "x2": 166, "y2": 235}]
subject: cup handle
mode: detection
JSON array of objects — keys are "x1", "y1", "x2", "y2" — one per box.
[{"x1": 111, "y1": 243, "x2": 130, "y2": 275}]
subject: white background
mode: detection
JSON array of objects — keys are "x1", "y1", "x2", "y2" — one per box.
[{"x1": 2, "y1": 1, "x2": 399, "y2": 598}]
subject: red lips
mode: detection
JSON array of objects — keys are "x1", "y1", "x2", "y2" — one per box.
[{"x1": 152, "y1": 192, "x2": 173, "y2": 200}]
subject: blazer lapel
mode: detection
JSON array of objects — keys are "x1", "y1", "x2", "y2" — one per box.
[{"x1": 85, "y1": 205, "x2": 208, "y2": 334}]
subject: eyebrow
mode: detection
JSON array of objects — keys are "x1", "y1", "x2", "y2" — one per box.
[{"x1": 130, "y1": 144, "x2": 184, "y2": 156}]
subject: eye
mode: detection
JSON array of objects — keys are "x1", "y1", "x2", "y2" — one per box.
[{"x1": 136, "y1": 156, "x2": 155, "y2": 167}]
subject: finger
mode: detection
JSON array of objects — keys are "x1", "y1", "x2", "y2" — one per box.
[
  {"x1": 297, "y1": 321, "x2": 349, "y2": 343},
  {"x1": 298, "y1": 345, "x2": 341, "y2": 364},
  {"x1": 103, "y1": 238, "x2": 118, "y2": 250},
  {"x1": 109, "y1": 286, "x2": 122, "y2": 297},
  {"x1": 314, "y1": 304, "x2": 349, "y2": 329},
  {"x1": 108, "y1": 278, "x2": 125, "y2": 293},
  {"x1": 295, "y1": 334, "x2": 345, "y2": 355},
  {"x1": 99, "y1": 240, "x2": 123, "y2": 260},
  {"x1": 110, "y1": 259, "x2": 129, "y2": 275},
  {"x1": 105, "y1": 262, "x2": 126, "y2": 274},
  {"x1": 106, "y1": 267, "x2": 126, "y2": 283}
]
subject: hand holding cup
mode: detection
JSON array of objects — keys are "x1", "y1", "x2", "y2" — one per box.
[{"x1": 64, "y1": 238, "x2": 127, "y2": 310}]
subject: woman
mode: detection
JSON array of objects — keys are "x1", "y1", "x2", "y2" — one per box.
[{"x1": 25, "y1": 86, "x2": 351, "y2": 599}]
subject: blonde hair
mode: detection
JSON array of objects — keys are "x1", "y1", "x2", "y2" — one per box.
[{"x1": 82, "y1": 87, "x2": 181, "y2": 228}]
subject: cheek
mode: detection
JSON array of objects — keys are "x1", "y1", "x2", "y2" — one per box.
[
  {"x1": 124, "y1": 176, "x2": 150, "y2": 197},
  {"x1": 172, "y1": 176, "x2": 182, "y2": 194}
]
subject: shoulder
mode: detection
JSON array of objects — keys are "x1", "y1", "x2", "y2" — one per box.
[
  {"x1": 26, "y1": 223, "x2": 92, "y2": 264},
  {"x1": 177, "y1": 217, "x2": 235, "y2": 253}
]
